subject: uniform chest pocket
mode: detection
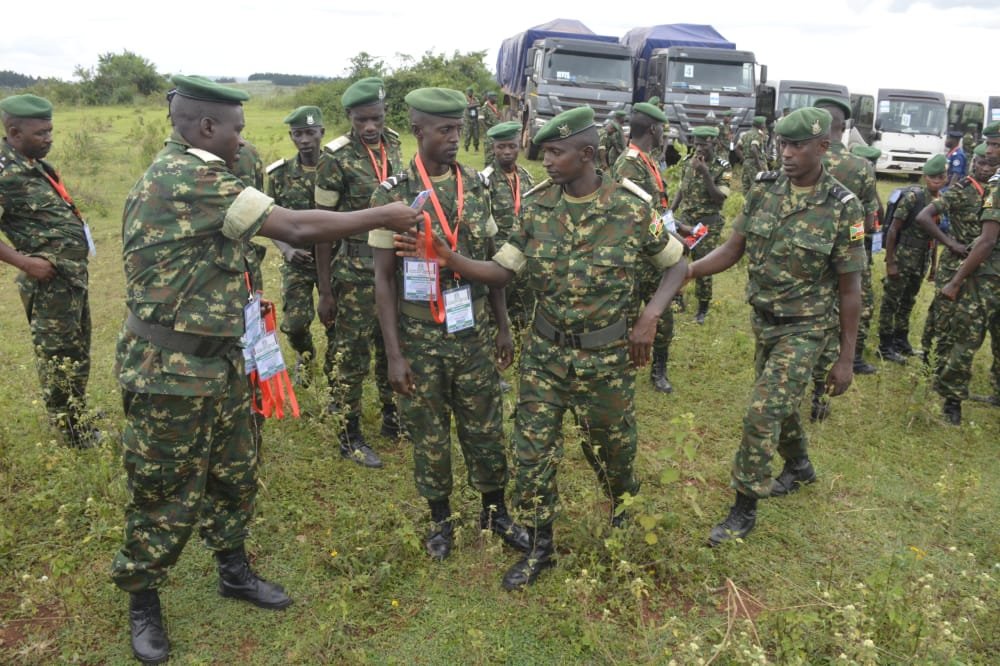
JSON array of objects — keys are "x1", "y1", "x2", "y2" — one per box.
[
  {"x1": 788, "y1": 234, "x2": 834, "y2": 280},
  {"x1": 524, "y1": 236, "x2": 559, "y2": 291},
  {"x1": 744, "y1": 212, "x2": 777, "y2": 265},
  {"x1": 590, "y1": 245, "x2": 635, "y2": 286}
]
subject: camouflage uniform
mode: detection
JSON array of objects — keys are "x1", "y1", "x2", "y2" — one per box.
[
  {"x1": 482, "y1": 158, "x2": 534, "y2": 327},
  {"x1": 491, "y1": 173, "x2": 685, "y2": 526},
  {"x1": 877, "y1": 187, "x2": 934, "y2": 347},
  {"x1": 674, "y1": 153, "x2": 731, "y2": 304},
  {"x1": 463, "y1": 95, "x2": 480, "y2": 151},
  {"x1": 732, "y1": 171, "x2": 865, "y2": 498},
  {"x1": 314, "y1": 130, "x2": 402, "y2": 419},
  {"x1": 111, "y1": 131, "x2": 275, "y2": 591},
  {"x1": 738, "y1": 128, "x2": 768, "y2": 193},
  {"x1": 232, "y1": 141, "x2": 267, "y2": 292},
  {"x1": 599, "y1": 121, "x2": 626, "y2": 170},
  {"x1": 480, "y1": 99, "x2": 501, "y2": 167},
  {"x1": 369, "y1": 161, "x2": 507, "y2": 501},
  {"x1": 962, "y1": 131, "x2": 976, "y2": 156},
  {"x1": 0, "y1": 138, "x2": 91, "y2": 436}
]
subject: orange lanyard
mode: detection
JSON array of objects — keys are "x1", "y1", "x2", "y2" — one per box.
[
  {"x1": 363, "y1": 140, "x2": 388, "y2": 183},
  {"x1": 39, "y1": 166, "x2": 84, "y2": 221},
  {"x1": 629, "y1": 143, "x2": 668, "y2": 210},
  {"x1": 414, "y1": 155, "x2": 464, "y2": 324},
  {"x1": 505, "y1": 169, "x2": 522, "y2": 215}
]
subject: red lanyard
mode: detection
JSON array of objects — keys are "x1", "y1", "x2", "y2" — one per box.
[
  {"x1": 504, "y1": 170, "x2": 522, "y2": 215},
  {"x1": 414, "y1": 154, "x2": 464, "y2": 324},
  {"x1": 629, "y1": 143, "x2": 668, "y2": 210},
  {"x1": 363, "y1": 140, "x2": 388, "y2": 183}
]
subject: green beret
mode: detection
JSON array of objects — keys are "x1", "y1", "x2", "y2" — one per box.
[
  {"x1": 922, "y1": 154, "x2": 947, "y2": 175},
  {"x1": 283, "y1": 105, "x2": 323, "y2": 128},
  {"x1": 0, "y1": 94, "x2": 53, "y2": 119},
  {"x1": 973, "y1": 142, "x2": 988, "y2": 157},
  {"x1": 533, "y1": 106, "x2": 596, "y2": 145},
  {"x1": 487, "y1": 121, "x2": 521, "y2": 141},
  {"x1": 633, "y1": 102, "x2": 667, "y2": 123},
  {"x1": 691, "y1": 126, "x2": 719, "y2": 139},
  {"x1": 774, "y1": 107, "x2": 831, "y2": 141},
  {"x1": 850, "y1": 144, "x2": 881, "y2": 161},
  {"x1": 648, "y1": 96, "x2": 661, "y2": 105},
  {"x1": 813, "y1": 97, "x2": 851, "y2": 120},
  {"x1": 171, "y1": 74, "x2": 249, "y2": 103},
  {"x1": 404, "y1": 87, "x2": 466, "y2": 118},
  {"x1": 719, "y1": 110, "x2": 733, "y2": 118},
  {"x1": 982, "y1": 122, "x2": 1000, "y2": 138},
  {"x1": 486, "y1": 91, "x2": 497, "y2": 99},
  {"x1": 967, "y1": 123, "x2": 978, "y2": 130},
  {"x1": 466, "y1": 86, "x2": 474, "y2": 94},
  {"x1": 753, "y1": 115, "x2": 766, "y2": 127},
  {"x1": 613, "y1": 109, "x2": 627, "y2": 119},
  {"x1": 341, "y1": 77, "x2": 385, "y2": 110}
]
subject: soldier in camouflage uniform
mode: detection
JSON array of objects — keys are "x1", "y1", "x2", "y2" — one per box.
[
  {"x1": 231, "y1": 139, "x2": 268, "y2": 293},
  {"x1": 463, "y1": 86, "x2": 480, "y2": 152},
  {"x1": 480, "y1": 91, "x2": 501, "y2": 167},
  {"x1": 737, "y1": 116, "x2": 769, "y2": 193},
  {"x1": 671, "y1": 125, "x2": 732, "y2": 324},
  {"x1": 962, "y1": 123, "x2": 978, "y2": 156},
  {"x1": 598, "y1": 109, "x2": 627, "y2": 169},
  {"x1": 395, "y1": 105, "x2": 688, "y2": 590},
  {"x1": 370, "y1": 87, "x2": 529, "y2": 562},
  {"x1": 716, "y1": 110, "x2": 734, "y2": 161},
  {"x1": 314, "y1": 78, "x2": 403, "y2": 467},
  {"x1": 0, "y1": 94, "x2": 97, "y2": 448},
  {"x1": 876, "y1": 155, "x2": 948, "y2": 362},
  {"x1": 687, "y1": 107, "x2": 865, "y2": 546},
  {"x1": 612, "y1": 102, "x2": 677, "y2": 393},
  {"x1": 112, "y1": 75, "x2": 420, "y2": 664},
  {"x1": 266, "y1": 106, "x2": 325, "y2": 385}
]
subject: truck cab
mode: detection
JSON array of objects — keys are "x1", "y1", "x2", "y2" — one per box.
[
  {"x1": 947, "y1": 100, "x2": 984, "y2": 135},
  {"x1": 872, "y1": 88, "x2": 947, "y2": 176}
]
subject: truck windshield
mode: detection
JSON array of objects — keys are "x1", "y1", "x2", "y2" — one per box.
[
  {"x1": 666, "y1": 60, "x2": 754, "y2": 94},
  {"x1": 543, "y1": 52, "x2": 632, "y2": 88},
  {"x1": 778, "y1": 92, "x2": 846, "y2": 112},
  {"x1": 877, "y1": 99, "x2": 947, "y2": 135}
]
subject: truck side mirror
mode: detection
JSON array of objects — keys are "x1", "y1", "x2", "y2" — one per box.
[{"x1": 759, "y1": 64, "x2": 767, "y2": 85}]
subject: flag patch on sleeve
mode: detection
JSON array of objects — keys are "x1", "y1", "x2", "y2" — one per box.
[{"x1": 850, "y1": 222, "x2": 865, "y2": 241}]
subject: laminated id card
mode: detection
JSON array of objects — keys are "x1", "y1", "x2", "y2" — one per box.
[
  {"x1": 83, "y1": 222, "x2": 96, "y2": 256},
  {"x1": 404, "y1": 258, "x2": 438, "y2": 301},
  {"x1": 444, "y1": 285, "x2": 475, "y2": 333}
]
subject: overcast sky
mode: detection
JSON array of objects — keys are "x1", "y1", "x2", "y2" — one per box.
[{"x1": 6, "y1": 0, "x2": 997, "y2": 102}]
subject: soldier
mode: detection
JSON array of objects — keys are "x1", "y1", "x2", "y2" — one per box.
[
  {"x1": 946, "y1": 130, "x2": 967, "y2": 186},
  {"x1": 612, "y1": 102, "x2": 677, "y2": 393},
  {"x1": 232, "y1": 139, "x2": 268, "y2": 298},
  {"x1": 463, "y1": 86, "x2": 480, "y2": 152},
  {"x1": 480, "y1": 91, "x2": 501, "y2": 167},
  {"x1": 599, "y1": 109, "x2": 627, "y2": 169},
  {"x1": 313, "y1": 78, "x2": 404, "y2": 468},
  {"x1": 482, "y1": 120, "x2": 534, "y2": 329},
  {"x1": 716, "y1": 110, "x2": 734, "y2": 160},
  {"x1": 737, "y1": 116, "x2": 769, "y2": 193},
  {"x1": 0, "y1": 94, "x2": 98, "y2": 448},
  {"x1": 962, "y1": 123, "x2": 978, "y2": 156},
  {"x1": 370, "y1": 87, "x2": 529, "y2": 562},
  {"x1": 266, "y1": 106, "x2": 325, "y2": 385},
  {"x1": 877, "y1": 155, "x2": 948, "y2": 363},
  {"x1": 687, "y1": 107, "x2": 866, "y2": 546},
  {"x1": 393, "y1": 105, "x2": 688, "y2": 590},
  {"x1": 670, "y1": 125, "x2": 731, "y2": 324},
  {"x1": 112, "y1": 75, "x2": 419, "y2": 664}
]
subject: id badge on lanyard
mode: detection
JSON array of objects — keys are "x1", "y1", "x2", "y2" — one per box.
[{"x1": 444, "y1": 285, "x2": 475, "y2": 334}]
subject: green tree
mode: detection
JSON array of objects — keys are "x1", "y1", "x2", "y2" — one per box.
[{"x1": 75, "y1": 51, "x2": 166, "y2": 105}]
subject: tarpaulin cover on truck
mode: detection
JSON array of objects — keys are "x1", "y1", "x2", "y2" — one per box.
[{"x1": 620, "y1": 24, "x2": 735, "y2": 62}]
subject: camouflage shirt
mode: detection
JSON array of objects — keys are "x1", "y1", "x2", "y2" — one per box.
[
  {"x1": 492, "y1": 172, "x2": 684, "y2": 375},
  {"x1": 978, "y1": 174, "x2": 1000, "y2": 276},
  {"x1": 932, "y1": 175, "x2": 991, "y2": 275},
  {"x1": 738, "y1": 128, "x2": 768, "y2": 174},
  {"x1": 481, "y1": 100, "x2": 501, "y2": 130},
  {"x1": 231, "y1": 141, "x2": 266, "y2": 288},
  {"x1": 0, "y1": 138, "x2": 89, "y2": 286},
  {"x1": 116, "y1": 131, "x2": 275, "y2": 396},
  {"x1": 674, "y1": 155, "x2": 731, "y2": 223},
  {"x1": 315, "y1": 129, "x2": 402, "y2": 283},
  {"x1": 266, "y1": 155, "x2": 316, "y2": 254},
  {"x1": 600, "y1": 122, "x2": 626, "y2": 168},
  {"x1": 482, "y1": 159, "x2": 534, "y2": 243},
  {"x1": 735, "y1": 170, "x2": 866, "y2": 333},
  {"x1": 611, "y1": 145, "x2": 669, "y2": 213},
  {"x1": 823, "y1": 142, "x2": 879, "y2": 223},
  {"x1": 891, "y1": 186, "x2": 936, "y2": 245}
]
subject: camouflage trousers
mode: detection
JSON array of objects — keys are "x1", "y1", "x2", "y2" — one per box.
[
  {"x1": 325, "y1": 279, "x2": 392, "y2": 417},
  {"x1": 463, "y1": 120, "x2": 480, "y2": 151},
  {"x1": 922, "y1": 265, "x2": 962, "y2": 373},
  {"x1": 16, "y1": 271, "x2": 91, "y2": 422},
  {"x1": 858, "y1": 245, "x2": 875, "y2": 352},
  {"x1": 690, "y1": 215, "x2": 723, "y2": 304},
  {"x1": 878, "y1": 243, "x2": 930, "y2": 340},
  {"x1": 111, "y1": 380, "x2": 257, "y2": 592},
  {"x1": 935, "y1": 273, "x2": 1000, "y2": 402},
  {"x1": 398, "y1": 316, "x2": 507, "y2": 502},
  {"x1": 513, "y1": 347, "x2": 639, "y2": 527},
  {"x1": 638, "y1": 264, "x2": 674, "y2": 356},
  {"x1": 735, "y1": 321, "x2": 832, "y2": 498},
  {"x1": 483, "y1": 137, "x2": 494, "y2": 167},
  {"x1": 278, "y1": 259, "x2": 322, "y2": 357}
]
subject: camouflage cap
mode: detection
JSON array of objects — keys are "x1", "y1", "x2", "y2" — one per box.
[
  {"x1": 404, "y1": 87, "x2": 466, "y2": 118},
  {"x1": 170, "y1": 75, "x2": 249, "y2": 103},
  {"x1": 486, "y1": 120, "x2": 521, "y2": 141},
  {"x1": 283, "y1": 105, "x2": 323, "y2": 128},
  {"x1": 982, "y1": 122, "x2": 1000, "y2": 138},
  {"x1": 813, "y1": 97, "x2": 851, "y2": 120},
  {"x1": 922, "y1": 154, "x2": 947, "y2": 176},
  {"x1": 633, "y1": 102, "x2": 668, "y2": 123},
  {"x1": 850, "y1": 144, "x2": 881, "y2": 162},
  {"x1": 973, "y1": 142, "x2": 988, "y2": 157},
  {"x1": 753, "y1": 115, "x2": 766, "y2": 127},
  {"x1": 533, "y1": 106, "x2": 595, "y2": 145},
  {"x1": 691, "y1": 125, "x2": 719, "y2": 139},
  {"x1": 0, "y1": 94, "x2": 53, "y2": 119},
  {"x1": 774, "y1": 107, "x2": 831, "y2": 141},
  {"x1": 342, "y1": 77, "x2": 385, "y2": 110}
]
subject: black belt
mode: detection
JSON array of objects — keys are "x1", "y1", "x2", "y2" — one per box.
[
  {"x1": 753, "y1": 308, "x2": 819, "y2": 326},
  {"x1": 533, "y1": 313, "x2": 628, "y2": 350},
  {"x1": 341, "y1": 239, "x2": 373, "y2": 259},
  {"x1": 126, "y1": 311, "x2": 236, "y2": 357}
]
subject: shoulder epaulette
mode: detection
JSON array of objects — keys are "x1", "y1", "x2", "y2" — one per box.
[
  {"x1": 384, "y1": 127, "x2": 400, "y2": 139},
  {"x1": 755, "y1": 170, "x2": 780, "y2": 183},
  {"x1": 324, "y1": 135, "x2": 351, "y2": 154},
  {"x1": 620, "y1": 177, "x2": 652, "y2": 203},
  {"x1": 625, "y1": 147, "x2": 640, "y2": 159},
  {"x1": 480, "y1": 165, "x2": 495, "y2": 180},
  {"x1": 829, "y1": 183, "x2": 856, "y2": 205},
  {"x1": 379, "y1": 173, "x2": 408, "y2": 191},
  {"x1": 186, "y1": 148, "x2": 224, "y2": 164},
  {"x1": 265, "y1": 158, "x2": 285, "y2": 175},
  {"x1": 524, "y1": 178, "x2": 553, "y2": 197},
  {"x1": 990, "y1": 171, "x2": 1000, "y2": 185}
]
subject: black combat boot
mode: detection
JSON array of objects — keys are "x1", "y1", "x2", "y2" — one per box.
[
  {"x1": 894, "y1": 333, "x2": 916, "y2": 357},
  {"x1": 501, "y1": 523, "x2": 555, "y2": 591},
  {"x1": 695, "y1": 299, "x2": 710, "y2": 325},
  {"x1": 770, "y1": 455, "x2": 817, "y2": 496},
  {"x1": 216, "y1": 546, "x2": 293, "y2": 609},
  {"x1": 480, "y1": 490, "x2": 530, "y2": 552},
  {"x1": 129, "y1": 589, "x2": 169, "y2": 665},
  {"x1": 339, "y1": 415, "x2": 382, "y2": 468},
  {"x1": 379, "y1": 402, "x2": 401, "y2": 438},
  {"x1": 708, "y1": 492, "x2": 758, "y2": 547},
  {"x1": 942, "y1": 399, "x2": 962, "y2": 426},
  {"x1": 853, "y1": 349, "x2": 877, "y2": 375},
  {"x1": 650, "y1": 351, "x2": 673, "y2": 394},
  {"x1": 426, "y1": 499, "x2": 454, "y2": 561},
  {"x1": 877, "y1": 333, "x2": 906, "y2": 364},
  {"x1": 809, "y1": 382, "x2": 830, "y2": 422}
]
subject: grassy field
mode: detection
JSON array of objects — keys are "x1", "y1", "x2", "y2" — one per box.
[{"x1": 0, "y1": 102, "x2": 997, "y2": 665}]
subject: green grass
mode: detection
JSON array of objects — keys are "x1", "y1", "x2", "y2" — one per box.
[{"x1": 1, "y1": 103, "x2": 997, "y2": 665}]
